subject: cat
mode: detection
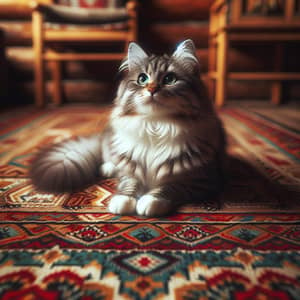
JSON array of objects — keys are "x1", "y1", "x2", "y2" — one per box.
[{"x1": 30, "y1": 39, "x2": 226, "y2": 217}]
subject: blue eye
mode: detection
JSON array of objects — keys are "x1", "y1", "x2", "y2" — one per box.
[
  {"x1": 163, "y1": 73, "x2": 177, "y2": 85},
  {"x1": 137, "y1": 73, "x2": 149, "y2": 86}
]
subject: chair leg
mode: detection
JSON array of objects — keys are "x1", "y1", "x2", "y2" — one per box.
[
  {"x1": 34, "y1": 55, "x2": 45, "y2": 108},
  {"x1": 50, "y1": 60, "x2": 63, "y2": 105},
  {"x1": 215, "y1": 32, "x2": 228, "y2": 108},
  {"x1": 271, "y1": 82, "x2": 282, "y2": 105},
  {"x1": 208, "y1": 38, "x2": 216, "y2": 101},
  {"x1": 32, "y1": 11, "x2": 45, "y2": 107},
  {"x1": 271, "y1": 44, "x2": 283, "y2": 105}
]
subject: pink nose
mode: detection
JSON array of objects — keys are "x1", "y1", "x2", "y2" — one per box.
[{"x1": 147, "y1": 83, "x2": 158, "y2": 95}]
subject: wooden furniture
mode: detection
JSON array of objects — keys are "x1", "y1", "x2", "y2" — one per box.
[
  {"x1": 32, "y1": 0, "x2": 138, "y2": 107},
  {"x1": 208, "y1": 0, "x2": 300, "y2": 107},
  {"x1": 0, "y1": 28, "x2": 8, "y2": 103}
]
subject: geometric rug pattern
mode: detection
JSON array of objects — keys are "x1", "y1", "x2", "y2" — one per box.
[
  {"x1": 1, "y1": 247, "x2": 299, "y2": 300},
  {"x1": 0, "y1": 104, "x2": 299, "y2": 299}
]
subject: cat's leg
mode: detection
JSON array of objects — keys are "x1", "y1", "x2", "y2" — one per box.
[
  {"x1": 100, "y1": 162, "x2": 117, "y2": 177},
  {"x1": 136, "y1": 179, "x2": 221, "y2": 217},
  {"x1": 136, "y1": 187, "x2": 172, "y2": 217},
  {"x1": 108, "y1": 176, "x2": 140, "y2": 215}
]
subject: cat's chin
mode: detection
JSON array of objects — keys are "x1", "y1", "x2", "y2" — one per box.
[
  {"x1": 135, "y1": 97, "x2": 174, "y2": 117},
  {"x1": 134, "y1": 103, "x2": 155, "y2": 116},
  {"x1": 136, "y1": 105, "x2": 172, "y2": 118}
]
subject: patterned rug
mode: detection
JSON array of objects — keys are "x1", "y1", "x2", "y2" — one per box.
[{"x1": 0, "y1": 104, "x2": 299, "y2": 299}]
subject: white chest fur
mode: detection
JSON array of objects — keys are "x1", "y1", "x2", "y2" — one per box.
[{"x1": 111, "y1": 116, "x2": 186, "y2": 171}]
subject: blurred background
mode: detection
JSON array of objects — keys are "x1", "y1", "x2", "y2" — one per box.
[{"x1": 0, "y1": 0, "x2": 300, "y2": 107}]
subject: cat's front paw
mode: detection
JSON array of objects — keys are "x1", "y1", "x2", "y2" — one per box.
[
  {"x1": 108, "y1": 194, "x2": 136, "y2": 215},
  {"x1": 100, "y1": 162, "x2": 116, "y2": 177},
  {"x1": 136, "y1": 194, "x2": 172, "y2": 217}
]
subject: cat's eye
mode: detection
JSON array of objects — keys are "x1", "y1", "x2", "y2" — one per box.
[
  {"x1": 162, "y1": 73, "x2": 177, "y2": 85},
  {"x1": 137, "y1": 73, "x2": 149, "y2": 86}
]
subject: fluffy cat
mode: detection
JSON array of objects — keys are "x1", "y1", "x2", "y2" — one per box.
[{"x1": 30, "y1": 39, "x2": 226, "y2": 216}]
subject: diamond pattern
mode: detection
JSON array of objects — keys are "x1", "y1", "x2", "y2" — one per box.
[
  {"x1": 113, "y1": 252, "x2": 178, "y2": 275},
  {"x1": 68, "y1": 225, "x2": 108, "y2": 243},
  {"x1": 129, "y1": 226, "x2": 161, "y2": 242},
  {"x1": 123, "y1": 225, "x2": 165, "y2": 246},
  {"x1": 175, "y1": 225, "x2": 210, "y2": 243},
  {"x1": 231, "y1": 228, "x2": 260, "y2": 242}
]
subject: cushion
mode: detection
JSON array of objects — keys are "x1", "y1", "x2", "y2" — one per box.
[
  {"x1": 55, "y1": 0, "x2": 125, "y2": 8},
  {"x1": 38, "y1": 4, "x2": 129, "y2": 25}
]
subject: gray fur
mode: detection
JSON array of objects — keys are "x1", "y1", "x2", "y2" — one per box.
[{"x1": 30, "y1": 40, "x2": 226, "y2": 216}]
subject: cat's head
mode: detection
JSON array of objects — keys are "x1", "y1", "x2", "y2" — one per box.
[{"x1": 114, "y1": 39, "x2": 210, "y2": 118}]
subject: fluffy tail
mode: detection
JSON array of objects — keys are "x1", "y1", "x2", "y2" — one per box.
[{"x1": 30, "y1": 134, "x2": 102, "y2": 193}]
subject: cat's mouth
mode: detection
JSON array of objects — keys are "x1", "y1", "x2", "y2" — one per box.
[
  {"x1": 132, "y1": 95, "x2": 170, "y2": 117},
  {"x1": 144, "y1": 97, "x2": 179, "y2": 118},
  {"x1": 144, "y1": 94, "x2": 167, "y2": 106}
]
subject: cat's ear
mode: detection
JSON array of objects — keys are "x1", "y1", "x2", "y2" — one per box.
[
  {"x1": 120, "y1": 42, "x2": 148, "y2": 72},
  {"x1": 172, "y1": 39, "x2": 199, "y2": 74}
]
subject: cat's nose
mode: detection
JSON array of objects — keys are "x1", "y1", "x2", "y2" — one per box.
[{"x1": 147, "y1": 82, "x2": 159, "y2": 95}]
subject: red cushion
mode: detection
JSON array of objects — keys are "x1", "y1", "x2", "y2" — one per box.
[
  {"x1": 56, "y1": 0, "x2": 110, "y2": 8},
  {"x1": 76, "y1": 0, "x2": 108, "y2": 8}
]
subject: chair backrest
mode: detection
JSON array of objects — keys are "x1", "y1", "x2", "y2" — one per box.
[{"x1": 55, "y1": 0, "x2": 125, "y2": 8}]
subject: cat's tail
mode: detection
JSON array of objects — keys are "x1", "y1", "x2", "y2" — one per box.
[{"x1": 30, "y1": 134, "x2": 102, "y2": 193}]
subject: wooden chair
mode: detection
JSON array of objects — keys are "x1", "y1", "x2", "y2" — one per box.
[
  {"x1": 31, "y1": 0, "x2": 138, "y2": 107},
  {"x1": 208, "y1": 0, "x2": 300, "y2": 107}
]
